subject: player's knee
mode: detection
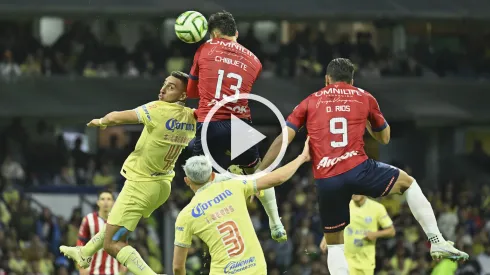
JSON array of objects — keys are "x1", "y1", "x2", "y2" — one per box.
[{"x1": 392, "y1": 170, "x2": 414, "y2": 194}]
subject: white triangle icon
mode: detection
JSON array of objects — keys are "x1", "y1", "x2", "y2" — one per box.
[{"x1": 230, "y1": 114, "x2": 266, "y2": 161}]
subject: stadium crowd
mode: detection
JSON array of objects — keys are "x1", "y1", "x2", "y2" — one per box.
[
  {"x1": 4, "y1": 19, "x2": 490, "y2": 81},
  {"x1": 2, "y1": 117, "x2": 489, "y2": 274}
]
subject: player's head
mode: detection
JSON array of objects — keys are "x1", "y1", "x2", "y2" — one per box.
[
  {"x1": 97, "y1": 189, "x2": 114, "y2": 213},
  {"x1": 351, "y1": 194, "x2": 366, "y2": 203},
  {"x1": 159, "y1": 71, "x2": 189, "y2": 103},
  {"x1": 326, "y1": 58, "x2": 355, "y2": 85},
  {"x1": 208, "y1": 11, "x2": 238, "y2": 40},
  {"x1": 183, "y1": 155, "x2": 216, "y2": 190}
]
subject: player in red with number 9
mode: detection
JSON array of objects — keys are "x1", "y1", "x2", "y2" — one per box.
[
  {"x1": 186, "y1": 11, "x2": 286, "y2": 243},
  {"x1": 259, "y1": 58, "x2": 468, "y2": 274}
]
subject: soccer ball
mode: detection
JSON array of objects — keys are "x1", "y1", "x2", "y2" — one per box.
[{"x1": 175, "y1": 11, "x2": 208, "y2": 44}]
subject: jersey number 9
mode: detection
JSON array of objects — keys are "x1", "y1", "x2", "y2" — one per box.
[{"x1": 330, "y1": 117, "x2": 348, "y2": 148}]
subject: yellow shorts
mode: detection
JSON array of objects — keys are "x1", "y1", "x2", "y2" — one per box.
[
  {"x1": 346, "y1": 258, "x2": 374, "y2": 275},
  {"x1": 107, "y1": 177, "x2": 172, "y2": 231},
  {"x1": 348, "y1": 266, "x2": 374, "y2": 275}
]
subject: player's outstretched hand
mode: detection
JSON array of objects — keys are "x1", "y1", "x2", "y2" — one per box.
[
  {"x1": 300, "y1": 136, "x2": 311, "y2": 162},
  {"x1": 87, "y1": 119, "x2": 107, "y2": 130}
]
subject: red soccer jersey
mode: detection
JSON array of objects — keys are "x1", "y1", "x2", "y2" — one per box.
[
  {"x1": 78, "y1": 212, "x2": 120, "y2": 275},
  {"x1": 187, "y1": 38, "x2": 262, "y2": 122},
  {"x1": 287, "y1": 83, "x2": 387, "y2": 179}
]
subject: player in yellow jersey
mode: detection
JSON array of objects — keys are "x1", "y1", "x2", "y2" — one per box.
[
  {"x1": 172, "y1": 138, "x2": 311, "y2": 275},
  {"x1": 60, "y1": 71, "x2": 196, "y2": 275},
  {"x1": 320, "y1": 195, "x2": 395, "y2": 275}
]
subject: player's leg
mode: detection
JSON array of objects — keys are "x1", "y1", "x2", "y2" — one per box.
[
  {"x1": 388, "y1": 168, "x2": 468, "y2": 261},
  {"x1": 233, "y1": 138, "x2": 285, "y2": 242},
  {"x1": 355, "y1": 159, "x2": 468, "y2": 261},
  {"x1": 104, "y1": 180, "x2": 171, "y2": 275},
  {"x1": 316, "y1": 178, "x2": 351, "y2": 275}
]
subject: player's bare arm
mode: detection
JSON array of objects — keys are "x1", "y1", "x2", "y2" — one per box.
[
  {"x1": 172, "y1": 245, "x2": 188, "y2": 275},
  {"x1": 87, "y1": 110, "x2": 140, "y2": 129},
  {"x1": 366, "y1": 120, "x2": 391, "y2": 145},
  {"x1": 364, "y1": 225, "x2": 396, "y2": 241},
  {"x1": 256, "y1": 137, "x2": 310, "y2": 190},
  {"x1": 258, "y1": 127, "x2": 296, "y2": 171}
]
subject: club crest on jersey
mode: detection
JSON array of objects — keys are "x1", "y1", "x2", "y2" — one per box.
[
  {"x1": 365, "y1": 217, "x2": 372, "y2": 224},
  {"x1": 191, "y1": 190, "x2": 233, "y2": 218},
  {"x1": 165, "y1": 119, "x2": 195, "y2": 132}
]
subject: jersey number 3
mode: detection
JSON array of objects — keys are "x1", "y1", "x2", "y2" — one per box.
[
  {"x1": 217, "y1": 220, "x2": 245, "y2": 257},
  {"x1": 330, "y1": 117, "x2": 348, "y2": 148},
  {"x1": 215, "y1": 69, "x2": 242, "y2": 103}
]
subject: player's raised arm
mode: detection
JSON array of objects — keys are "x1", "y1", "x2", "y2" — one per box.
[
  {"x1": 87, "y1": 109, "x2": 140, "y2": 129},
  {"x1": 366, "y1": 93, "x2": 390, "y2": 144},
  {"x1": 258, "y1": 98, "x2": 309, "y2": 171},
  {"x1": 256, "y1": 137, "x2": 310, "y2": 190}
]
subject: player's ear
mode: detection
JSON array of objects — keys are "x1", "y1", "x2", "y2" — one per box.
[
  {"x1": 325, "y1": 75, "x2": 330, "y2": 86},
  {"x1": 235, "y1": 31, "x2": 239, "y2": 39},
  {"x1": 210, "y1": 172, "x2": 216, "y2": 182},
  {"x1": 184, "y1": 177, "x2": 190, "y2": 186},
  {"x1": 179, "y1": 92, "x2": 187, "y2": 101}
]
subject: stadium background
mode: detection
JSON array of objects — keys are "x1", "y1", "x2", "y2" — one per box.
[{"x1": 1, "y1": 0, "x2": 490, "y2": 274}]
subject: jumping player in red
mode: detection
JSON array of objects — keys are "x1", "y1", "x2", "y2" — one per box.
[
  {"x1": 187, "y1": 11, "x2": 285, "y2": 242},
  {"x1": 77, "y1": 190, "x2": 125, "y2": 275},
  {"x1": 259, "y1": 58, "x2": 469, "y2": 274}
]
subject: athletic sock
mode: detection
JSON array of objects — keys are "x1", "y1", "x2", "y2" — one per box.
[
  {"x1": 258, "y1": 187, "x2": 282, "y2": 228},
  {"x1": 116, "y1": 246, "x2": 156, "y2": 275},
  {"x1": 81, "y1": 225, "x2": 105, "y2": 257},
  {"x1": 326, "y1": 244, "x2": 349, "y2": 275},
  {"x1": 405, "y1": 180, "x2": 445, "y2": 244}
]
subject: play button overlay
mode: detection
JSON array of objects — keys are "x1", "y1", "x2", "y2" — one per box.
[
  {"x1": 202, "y1": 93, "x2": 289, "y2": 181},
  {"x1": 230, "y1": 115, "x2": 266, "y2": 160}
]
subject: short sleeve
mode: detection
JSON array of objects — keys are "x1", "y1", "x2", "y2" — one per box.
[
  {"x1": 174, "y1": 212, "x2": 193, "y2": 248},
  {"x1": 377, "y1": 205, "x2": 393, "y2": 229},
  {"x1": 286, "y1": 98, "x2": 309, "y2": 132},
  {"x1": 240, "y1": 179, "x2": 258, "y2": 197},
  {"x1": 134, "y1": 101, "x2": 159, "y2": 128},
  {"x1": 77, "y1": 217, "x2": 90, "y2": 246},
  {"x1": 367, "y1": 94, "x2": 387, "y2": 132}
]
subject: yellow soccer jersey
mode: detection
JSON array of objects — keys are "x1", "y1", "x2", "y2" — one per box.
[
  {"x1": 174, "y1": 179, "x2": 267, "y2": 275},
  {"x1": 344, "y1": 198, "x2": 393, "y2": 270},
  {"x1": 121, "y1": 101, "x2": 196, "y2": 181}
]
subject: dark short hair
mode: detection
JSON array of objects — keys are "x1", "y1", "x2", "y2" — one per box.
[
  {"x1": 326, "y1": 58, "x2": 355, "y2": 82},
  {"x1": 171, "y1": 71, "x2": 189, "y2": 86},
  {"x1": 208, "y1": 11, "x2": 237, "y2": 37},
  {"x1": 97, "y1": 188, "x2": 114, "y2": 200}
]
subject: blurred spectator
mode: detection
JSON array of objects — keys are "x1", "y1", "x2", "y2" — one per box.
[
  {"x1": 477, "y1": 242, "x2": 490, "y2": 274},
  {"x1": 0, "y1": 50, "x2": 21, "y2": 80},
  {"x1": 36, "y1": 208, "x2": 61, "y2": 255},
  {"x1": 20, "y1": 54, "x2": 41, "y2": 76},
  {"x1": 359, "y1": 61, "x2": 381, "y2": 78},
  {"x1": 1, "y1": 154, "x2": 25, "y2": 183},
  {"x1": 11, "y1": 198, "x2": 36, "y2": 241},
  {"x1": 83, "y1": 61, "x2": 97, "y2": 77},
  {"x1": 8, "y1": 250, "x2": 28, "y2": 274},
  {"x1": 141, "y1": 51, "x2": 155, "y2": 77},
  {"x1": 53, "y1": 158, "x2": 76, "y2": 185},
  {"x1": 124, "y1": 60, "x2": 140, "y2": 77},
  {"x1": 165, "y1": 48, "x2": 186, "y2": 75},
  {"x1": 438, "y1": 203, "x2": 459, "y2": 241},
  {"x1": 92, "y1": 163, "x2": 115, "y2": 187}
]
